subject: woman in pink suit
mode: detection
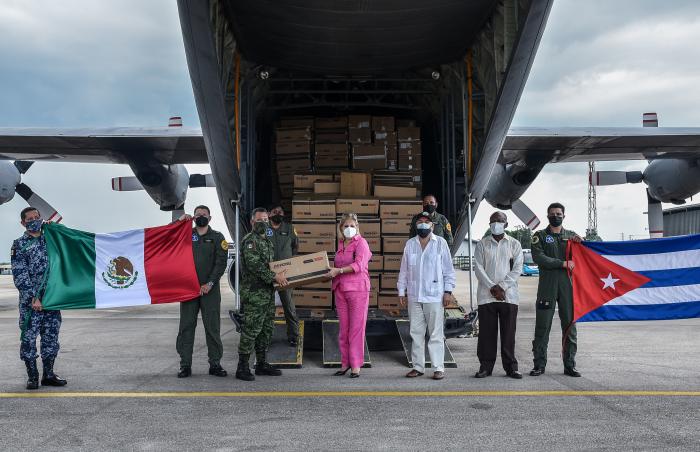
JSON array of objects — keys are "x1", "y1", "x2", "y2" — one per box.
[{"x1": 326, "y1": 213, "x2": 372, "y2": 378}]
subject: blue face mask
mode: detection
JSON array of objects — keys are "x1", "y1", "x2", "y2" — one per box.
[{"x1": 26, "y1": 219, "x2": 43, "y2": 233}]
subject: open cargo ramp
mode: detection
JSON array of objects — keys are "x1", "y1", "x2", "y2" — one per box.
[
  {"x1": 322, "y1": 319, "x2": 371, "y2": 368},
  {"x1": 395, "y1": 319, "x2": 458, "y2": 369}
]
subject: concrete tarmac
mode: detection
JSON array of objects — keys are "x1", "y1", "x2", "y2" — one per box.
[{"x1": 0, "y1": 273, "x2": 699, "y2": 451}]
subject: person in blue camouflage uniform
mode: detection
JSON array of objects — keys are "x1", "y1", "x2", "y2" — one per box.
[
  {"x1": 235, "y1": 207, "x2": 289, "y2": 381},
  {"x1": 10, "y1": 207, "x2": 67, "y2": 390}
]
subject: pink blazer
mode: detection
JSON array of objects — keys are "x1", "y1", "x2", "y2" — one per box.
[{"x1": 332, "y1": 235, "x2": 372, "y2": 292}]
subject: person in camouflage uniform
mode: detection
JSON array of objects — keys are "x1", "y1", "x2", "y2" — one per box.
[
  {"x1": 530, "y1": 202, "x2": 583, "y2": 378},
  {"x1": 10, "y1": 207, "x2": 67, "y2": 390},
  {"x1": 235, "y1": 208, "x2": 289, "y2": 381},
  {"x1": 409, "y1": 194, "x2": 454, "y2": 246}
]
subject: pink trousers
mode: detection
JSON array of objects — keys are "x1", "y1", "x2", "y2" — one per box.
[{"x1": 334, "y1": 290, "x2": 369, "y2": 369}]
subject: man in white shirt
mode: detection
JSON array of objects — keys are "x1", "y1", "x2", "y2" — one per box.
[
  {"x1": 473, "y1": 211, "x2": 524, "y2": 379},
  {"x1": 398, "y1": 212, "x2": 456, "y2": 380}
]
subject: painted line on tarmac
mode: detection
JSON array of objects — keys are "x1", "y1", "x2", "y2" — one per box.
[{"x1": 1, "y1": 390, "x2": 700, "y2": 398}]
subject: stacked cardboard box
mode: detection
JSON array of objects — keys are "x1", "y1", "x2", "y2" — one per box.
[
  {"x1": 275, "y1": 115, "x2": 425, "y2": 314},
  {"x1": 397, "y1": 126, "x2": 421, "y2": 171},
  {"x1": 372, "y1": 116, "x2": 397, "y2": 170},
  {"x1": 291, "y1": 212, "x2": 336, "y2": 308},
  {"x1": 275, "y1": 122, "x2": 313, "y2": 211}
]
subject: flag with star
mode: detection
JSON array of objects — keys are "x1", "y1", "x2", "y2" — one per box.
[{"x1": 568, "y1": 234, "x2": 700, "y2": 322}]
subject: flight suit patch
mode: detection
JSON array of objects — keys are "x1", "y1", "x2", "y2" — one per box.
[
  {"x1": 204, "y1": 239, "x2": 214, "y2": 243},
  {"x1": 545, "y1": 235, "x2": 554, "y2": 243},
  {"x1": 192, "y1": 233, "x2": 199, "y2": 242},
  {"x1": 266, "y1": 228, "x2": 273, "y2": 237},
  {"x1": 221, "y1": 240, "x2": 228, "y2": 250},
  {"x1": 446, "y1": 222, "x2": 452, "y2": 232},
  {"x1": 532, "y1": 234, "x2": 540, "y2": 244}
]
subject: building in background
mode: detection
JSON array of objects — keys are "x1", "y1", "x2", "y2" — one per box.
[{"x1": 663, "y1": 204, "x2": 700, "y2": 237}]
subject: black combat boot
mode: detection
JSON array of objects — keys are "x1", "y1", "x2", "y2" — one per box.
[
  {"x1": 209, "y1": 363, "x2": 228, "y2": 377},
  {"x1": 41, "y1": 358, "x2": 67, "y2": 386},
  {"x1": 25, "y1": 360, "x2": 39, "y2": 390},
  {"x1": 255, "y1": 353, "x2": 282, "y2": 376},
  {"x1": 177, "y1": 366, "x2": 192, "y2": 378},
  {"x1": 235, "y1": 354, "x2": 255, "y2": 381}
]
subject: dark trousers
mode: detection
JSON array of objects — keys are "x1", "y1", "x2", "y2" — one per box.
[
  {"x1": 176, "y1": 292, "x2": 223, "y2": 368},
  {"x1": 477, "y1": 302, "x2": 518, "y2": 373},
  {"x1": 278, "y1": 288, "x2": 299, "y2": 340}
]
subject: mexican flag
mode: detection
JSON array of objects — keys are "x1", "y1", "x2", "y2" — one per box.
[{"x1": 41, "y1": 220, "x2": 201, "y2": 310}]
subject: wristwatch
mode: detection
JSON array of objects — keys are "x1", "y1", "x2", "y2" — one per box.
[
  {"x1": 339, "y1": 268, "x2": 344, "y2": 274},
  {"x1": 444, "y1": 291, "x2": 452, "y2": 295}
]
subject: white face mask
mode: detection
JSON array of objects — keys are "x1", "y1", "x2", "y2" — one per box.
[
  {"x1": 490, "y1": 222, "x2": 506, "y2": 235},
  {"x1": 343, "y1": 227, "x2": 357, "y2": 238}
]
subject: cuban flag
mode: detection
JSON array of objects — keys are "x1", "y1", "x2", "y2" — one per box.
[{"x1": 568, "y1": 235, "x2": 700, "y2": 322}]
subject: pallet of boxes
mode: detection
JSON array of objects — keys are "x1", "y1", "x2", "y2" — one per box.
[{"x1": 284, "y1": 115, "x2": 423, "y2": 318}]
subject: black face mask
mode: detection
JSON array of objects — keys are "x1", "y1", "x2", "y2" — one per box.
[
  {"x1": 417, "y1": 229, "x2": 431, "y2": 238},
  {"x1": 195, "y1": 216, "x2": 209, "y2": 227},
  {"x1": 548, "y1": 216, "x2": 563, "y2": 227},
  {"x1": 424, "y1": 204, "x2": 436, "y2": 214},
  {"x1": 270, "y1": 215, "x2": 284, "y2": 224},
  {"x1": 253, "y1": 221, "x2": 269, "y2": 235}
]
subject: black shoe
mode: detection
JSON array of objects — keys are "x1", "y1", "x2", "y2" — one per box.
[
  {"x1": 333, "y1": 368, "x2": 350, "y2": 376},
  {"x1": 564, "y1": 367, "x2": 581, "y2": 377},
  {"x1": 349, "y1": 372, "x2": 360, "y2": 378},
  {"x1": 208, "y1": 364, "x2": 227, "y2": 377},
  {"x1": 25, "y1": 360, "x2": 39, "y2": 390},
  {"x1": 474, "y1": 369, "x2": 492, "y2": 378},
  {"x1": 235, "y1": 354, "x2": 255, "y2": 381},
  {"x1": 506, "y1": 370, "x2": 523, "y2": 379},
  {"x1": 41, "y1": 358, "x2": 67, "y2": 386},
  {"x1": 529, "y1": 367, "x2": 545, "y2": 376},
  {"x1": 177, "y1": 366, "x2": 192, "y2": 378},
  {"x1": 255, "y1": 361, "x2": 282, "y2": 377}
]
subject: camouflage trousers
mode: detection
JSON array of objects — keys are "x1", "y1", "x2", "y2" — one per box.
[
  {"x1": 19, "y1": 302, "x2": 62, "y2": 362},
  {"x1": 237, "y1": 285, "x2": 275, "y2": 357}
]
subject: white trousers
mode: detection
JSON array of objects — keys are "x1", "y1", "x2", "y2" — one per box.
[{"x1": 408, "y1": 301, "x2": 445, "y2": 372}]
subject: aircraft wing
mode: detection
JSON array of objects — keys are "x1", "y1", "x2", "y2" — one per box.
[
  {"x1": 0, "y1": 127, "x2": 207, "y2": 164},
  {"x1": 503, "y1": 127, "x2": 700, "y2": 163}
]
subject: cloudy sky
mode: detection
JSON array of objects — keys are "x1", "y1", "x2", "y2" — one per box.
[{"x1": 1, "y1": 0, "x2": 700, "y2": 260}]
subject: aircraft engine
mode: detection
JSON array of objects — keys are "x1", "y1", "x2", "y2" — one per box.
[
  {"x1": 0, "y1": 160, "x2": 62, "y2": 221},
  {"x1": 483, "y1": 162, "x2": 545, "y2": 229},
  {"x1": 122, "y1": 163, "x2": 190, "y2": 212},
  {"x1": 113, "y1": 163, "x2": 215, "y2": 221},
  {"x1": 0, "y1": 160, "x2": 21, "y2": 204},
  {"x1": 594, "y1": 158, "x2": 700, "y2": 238}
]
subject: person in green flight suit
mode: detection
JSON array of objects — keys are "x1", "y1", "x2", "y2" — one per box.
[
  {"x1": 409, "y1": 194, "x2": 453, "y2": 246},
  {"x1": 175, "y1": 205, "x2": 229, "y2": 378},
  {"x1": 235, "y1": 208, "x2": 289, "y2": 381},
  {"x1": 530, "y1": 202, "x2": 583, "y2": 378},
  {"x1": 268, "y1": 204, "x2": 300, "y2": 346}
]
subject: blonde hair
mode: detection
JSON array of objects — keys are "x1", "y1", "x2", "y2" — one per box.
[{"x1": 338, "y1": 213, "x2": 360, "y2": 237}]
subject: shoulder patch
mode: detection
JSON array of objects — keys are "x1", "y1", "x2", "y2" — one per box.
[
  {"x1": 10, "y1": 244, "x2": 16, "y2": 258},
  {"x1": 293, "y1": 227, "x2": 298, "y2": 235},
  {"x1": 532, "y1": 234, "x2": 540, "y2": 244},
  {"x1": 247, "y1": 242, "x2": 255, "y2": 250},
  {"x1": 221, "y1": 239, "x2": 228, "y2": 251},
  {"x1": 445, "y1": 222, "x2": 452, "y2": 232}
]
